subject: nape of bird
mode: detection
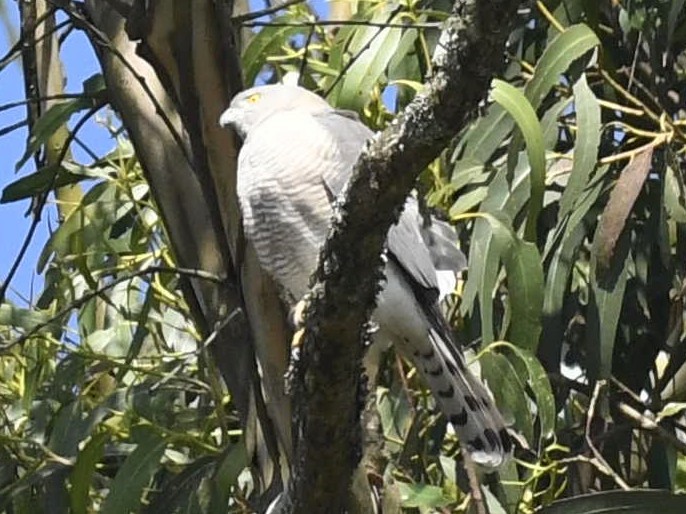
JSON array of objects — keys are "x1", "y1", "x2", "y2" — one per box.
[{"x1": 219, "y1": 84, "x2": 511, "y2": 467}]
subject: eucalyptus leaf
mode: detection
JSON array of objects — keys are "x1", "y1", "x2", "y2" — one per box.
[
  {"x1": 559, "y1": 74, "x2": 601, "y2": 218},
  {"x1": 100, "y1": 425, "x2": 166, "y2": 514}
]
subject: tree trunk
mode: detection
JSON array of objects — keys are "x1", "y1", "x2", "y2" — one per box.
[{"x1": 82, "y1": 0, "x2": 292, "y2": 501}]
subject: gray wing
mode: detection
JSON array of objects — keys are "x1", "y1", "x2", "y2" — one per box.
[
  {"x1": 314, "y1": 110, "x2": 465, "y2": 294},
  {"x1": 313, "y1": 109, "x2": 373, "y2": 196},
  {"x1": 387, "y1": 198, "x2": 466, "y2": 295}
]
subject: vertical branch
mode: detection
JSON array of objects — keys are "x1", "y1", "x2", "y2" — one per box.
[
  {"x1": 33, "y1": 0, "x2": 83, "y2": 220},
  {"x1": 281, "y1": 0, "x2": 525, "y2": 511}
]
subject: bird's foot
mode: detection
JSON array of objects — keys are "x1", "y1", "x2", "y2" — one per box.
[
  {"x1": 288, "y1": 295, "x2": 309, "y2": 330},
  {"x1": 284, "y1": 295, "x2": 310, "y2": 395}
]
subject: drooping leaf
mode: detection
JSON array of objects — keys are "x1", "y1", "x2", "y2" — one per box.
[
  {"x1": 336, "y1": 10, "x2": 402, "y2": 111},
  {"x1": 524, "y1": 24, "x2": 600, "y2": 110},
  {"x1": 559, "y1": 74, "x2": 601, "y2": 218},
  {"x1": 397, "y1": 482, "x2": 452, "y2": 509},
  {"x1": 491, "y1": 79, "x2": 546, "y2": 241},
  {"x1": 480, "y1": 350, "x2": 533, "y2": 442},
  {"x1": 462, "y1": 211, "x2": 516, "y2": 345},
  {"x1": 69, "y1": 432, "x2": 109, "y2": 514},
  {"x1": 460, "y1": 155, "x2": 532, "y2": 344},
  {"x1": 504, "y1": 239, "x2": 544, "y2": 352},
  {"x1": 594, "y1": 148, "x2": 652, "y2": 273},
  {"x1": 1, "y1": 164, "x2": 97, "y2": 203},
  {"x1": 539, "y1": 489, "x2": 686, "y2": 513},
  {"x1": 589, "y1": 232, "x2": 631, "y2": 382},
  {"x1": 15, "y1": 97, "x2": 93, "y2": 172},
  {"x1": 457, "y1": 104, "x2": 513, "y2": 164},
  {"x1": 242, "y1": 18, "x2": 303, "y2": 86},
  {"x1": 100, "y1": 425, "x2": 166, "y2": 514}
]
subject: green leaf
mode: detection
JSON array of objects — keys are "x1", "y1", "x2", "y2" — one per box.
[
  {"x1": 460, "y1": 155, "x2": 532, "y2": 343},
  {"x1": 507, "y1": 344, "x2": 556, "y2": 441},
  {"x1": 449, "y1": 188, "x2": 488, "y2": 217},
  {"x1": 15, "y1": 97, "x2": 92, "y2": 171},
  {"x1": 100, "y1": 425, "x2": 166, "y2": 514},
  {"x1": 1, "y1": 164, "x2": 96, "y2": 203},
  {"x1": 397, "y1": 482, "x2": 452, "y2": 509},
  {"x1": 504, "y1": 240, "x2": 544, "y2": 353},
  {"x1": 464, "y1": 211, "x2": 516, "y2": 345},
  {"x1": 539, "y1": 490, "x2": 686, "y2": 513},
  {"x1": 483, "y1": 343, "x2": 556, "y2": 445},
  {"x1": 146, "y1": 456, "x2": 215, "y2": 514},
  {"x1": 82, "y1": 73, "x2": 106, "y2": 96},
  {"x1": 242, "y1": 18, "x2": 303, "y2": 86},
  {"x1": 69, "y1": 432, "x2": 109, "y2": 514},
  {"x1": 387, "y1": 27, "x2": 420, "y2": 83},
  {"x1": 38, "y1": 180, "x2": 120, "y2": 272},
  {"x1": 458, "y1": 104, "x2": 513, "y2": 163},
  {"x1": 664, "y1": 156, "x2": 686, "y2": 223},
  {"x1": 524, "y1": 24, "x2": 600, "y2": 110},
  {"x1": 589, "y1": 232, "x2": 631, "y2": 382},
  {"x1": 377, "y1": 384, "x2": 414, "y2": 451},
  {"x1": 0, "y1": 302, "x2": 56, "y2": 332},
  {"x1": 480, "y1": 350, "x2": 533, "y2": 442},
  {"x1": 540, "y1": 167, "x2": 608, "y2": 366},
  {"x1": 337, "y1": 11, "x2": 402, "y2": 111},
  {"x1": 48, "y1": 401, "x2": 94, "y2": 458},
  {"x1": 209, "y1": 444, "x2": 249, "y2": 514},
  {"x1": 491, "y1": 79, "x2": 546, "y2": 242},
  {"x1": 559, "y1": 74, "x2": 601, "y2": 218},
  {"x1": 450, "y1": 157, "x2": 488, "y2": 190}
]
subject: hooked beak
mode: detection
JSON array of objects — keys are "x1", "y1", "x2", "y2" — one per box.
[
  {"x1": 219, "y1": 107, "x2": 246, "y2": 140},
  {"x1": 218, "y1": 107, "x2": 237, "y2": 129}
]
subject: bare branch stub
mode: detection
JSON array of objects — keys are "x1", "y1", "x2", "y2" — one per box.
[{"x1": 283, "y1": 0, "x2": 526, "y2": 511}]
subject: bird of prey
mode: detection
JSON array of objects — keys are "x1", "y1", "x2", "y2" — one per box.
[{"x1": 219, "y1": 85, "x2": 511, "y2": 467}]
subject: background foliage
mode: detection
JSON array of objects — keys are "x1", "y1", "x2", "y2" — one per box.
[{"x1": 1, "y1": 0, "x2": 686, "y2": 512}]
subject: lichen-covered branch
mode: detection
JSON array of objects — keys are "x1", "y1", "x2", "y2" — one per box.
[{"x1": 283, "y1": 0, "x2": 525, "y2": 511}]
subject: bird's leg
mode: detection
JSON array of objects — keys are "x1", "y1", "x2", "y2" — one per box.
[
  {"x1": 463, "y1": 452, "x2": 487, "y2": 514},
  {"x1": 284, "y1": 295, "x2": 311, "y2": 395}
]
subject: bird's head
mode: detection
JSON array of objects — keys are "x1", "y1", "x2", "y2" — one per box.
[{"x1": 219, "y1": 85, "x2": 330, "y2": 139}]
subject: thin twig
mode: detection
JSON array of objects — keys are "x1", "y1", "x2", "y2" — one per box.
[
  {"x1": 0, "y1": 12, "x2": 66, "y2": 72},
  {"x1": 56, "y1": 2, "x2": 194, "y2": 169},
  {"x1": 627, "y1": 32, "x2": 642, "y2": 92},
  {"x1": 1, "y1": 265, "x2": 226, "y2": 352},
  {"x1": 617, "y1": 402, "x2": 686, "y2": 454},
  {"x1": 585, "y1": 380, "x2": 631, "y2": 490},
  {"x1": 0, "y1": 93, "x2": 90, "y2": 113},
  {"x1": 0, "y1": 119, "x2": 29, "y2": 137},
  {"x1": 150, "y1": 305, "x2": 241, "y2": 394},
  {"x1": 72, "y1": 134, "x2": 100, "y2": 162},
  {"x1": 0, "y1": 103, "x2": 104, "y2": 304},
  {"x1": 323, "y1": 7, "x2": 403, "y2": 98},
  {"x1": 297, "y1": 24, "x2": 316, "y2": 86},
  {"x1": 232, "y1": 0, "x2": 306, "y2": 23},
  {"x1": 242, "y1": 19, "x2": 441, "y2": 29}
]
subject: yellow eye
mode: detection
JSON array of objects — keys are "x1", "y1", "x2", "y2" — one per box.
[{"x1": 247, "y1": 93, "x2": 261, "y2": 104}]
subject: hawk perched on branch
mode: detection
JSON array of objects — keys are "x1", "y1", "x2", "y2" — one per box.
[{"x1": 220, "y1": 85, "x2": 511, "y2": 467}]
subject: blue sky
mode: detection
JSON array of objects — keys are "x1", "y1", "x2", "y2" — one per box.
[
  {"x1": 1, "y1": 10, "x2": 125, "y2": 305},
  {"x1": 0, "y1": 0, "x2": 344, "y2": 306},
  {"x1": 0, "y1": 1, "x2": 330, "y2": 306}
]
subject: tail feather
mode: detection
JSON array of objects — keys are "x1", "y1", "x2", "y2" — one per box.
[{"x1": 412, "y1": 327, "x2": 511, "y2": 467}]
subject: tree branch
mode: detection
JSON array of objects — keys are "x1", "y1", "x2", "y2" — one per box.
[{"x1": 282, "y1": 0, "x2": 525, "y2": 511}]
